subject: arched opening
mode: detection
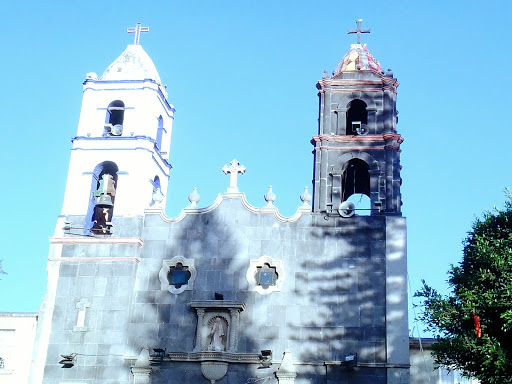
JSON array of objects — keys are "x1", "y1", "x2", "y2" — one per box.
[
  {"x1": 346, "y1": 193, "x2": 371, "y2": 216},
  {"x1": 85, "y1": 161, "x2": 119, "y2": 234},
  {"x1": 104, "y1": 100, "x2": 125, "y2": 136},
  {"x1": 156, "y1": 116, "x2": 164, "y2": 150},
  {"x1": 346, "y1": 99, "x2": 368, "y2": 135},
  {"x1": 342, "y1": 159, "x2": 370, "y2": 203}
]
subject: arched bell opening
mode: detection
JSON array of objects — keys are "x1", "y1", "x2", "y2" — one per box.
[
  {"x1": 346, "y1": 99, "x2": 368, "y2": 135},
  {"x1": 104, "y1": 100, "x2": 125, "y2": 136},
  {"x1": 342, "y1": 159, "x2": 370, "y2": 213},
  {"x1": 85, "y1": 161, "x2": 119, "y2": 234},
  {"x1": 345, "y1": 194, "x2": 371, "y2": 216}
]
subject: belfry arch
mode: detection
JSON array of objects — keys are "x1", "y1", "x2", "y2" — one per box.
[
  {"x1": 85, "y1": 161, "x2": 119, "y2": 233},
  {"x1": 329, "y1": 152, "x2": 382, "y2": 215},
  {"x1": 346, "y1": 99, "x2": 368, "y2": 135}
]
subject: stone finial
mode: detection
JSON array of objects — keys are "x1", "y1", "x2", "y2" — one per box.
[
  {"x1": 300, "y1": 186, "x2": 312, "y2": 207},
  {"x1": 222, "y1": 159, "x2": 246, "y2": 193},
  {"x1": 264, "y1": 185, "x2": 276, "y2": 206},
  {"x1": 276, "y1": 350, "x2": 297, "y2": 383},
  {"x1": 152, "y1": 187, "x2": 165, "y2": 207},
  {"x1": 131, "y1": 348, "x2": 152, "y2": 384},
  {"x1": 188, "y1": 187, "x2": 200, "y2": 207},
  {"x1": 135, "y1": 348, "x2": 151, "y2": 367}
]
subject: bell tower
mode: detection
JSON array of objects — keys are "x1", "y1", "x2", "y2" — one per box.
[
  {"x1": 312, "y1": 20, "x2": 403, "y2": 216},
  {"x1": 60, "y1": 23, "x2": 175, "y2": 233}
]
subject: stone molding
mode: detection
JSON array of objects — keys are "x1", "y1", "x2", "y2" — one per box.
[
  {"x1": 246, "y1": 255, "x2": 285, "y2": 295},
  {"x1": 49, "y1": 237, "x2": 143, "y2": 247},
  {"x1": 311, "y1": 133, "x2": 403, "y2": 143},
  {"x1": 159, "y1": 256, "x2": 196, "y2": 294},
  {"x1": 165, "y1": 351, "x2": 260, "y2": 363},
  {"x1": 48, "y1": 257, "x2": 140, "y2": 263}
]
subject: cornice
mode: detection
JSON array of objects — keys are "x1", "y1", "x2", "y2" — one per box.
[
  {"x1": 312, "y1": 133, "x2": 403, "y2": 143},
  {"x1": 311, "y1": 133, "x2": 403, "y2": 152},
  {"x1": 49, "y1": 237, "x2": 144, "y2": 247}
]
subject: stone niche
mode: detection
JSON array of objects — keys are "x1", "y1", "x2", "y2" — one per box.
[{"x1": 191, "y1": 301, "x2": 246, "y2": 353}]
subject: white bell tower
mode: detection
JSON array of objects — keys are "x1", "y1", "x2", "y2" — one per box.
[{"x1": 60, "y1": 23, "x2": 174, "y2": 233}]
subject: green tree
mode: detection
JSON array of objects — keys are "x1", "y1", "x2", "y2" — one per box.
[{"x1": 415, "y1": 198, "x2": 512, "y2": 383}]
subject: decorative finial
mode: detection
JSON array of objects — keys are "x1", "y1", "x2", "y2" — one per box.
[
  {"x1": 347, "y1": 19, "x2": 370, "y2": 45},
  {"x1": 188, "y1": 187, "x2": 200, "y2": 207},
  {"x1": 264, "y1": 185, "x2": 276, "y2": 206},
  {"x1": 300, "y1": 186, "x2": 312, "y2": 207},
  {"x1": 222, "y1": 159, "x2": 246, "y2": 193},
  {"x1": 152, "y1": 187, "x2": 165, "y2": 207},
  {"x1": 127, "y1": 22, "x2": 150, "y2": 45}
]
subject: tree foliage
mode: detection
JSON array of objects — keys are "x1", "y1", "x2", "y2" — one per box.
[{"x1": 415, "y1": 198, "x2": 512, "y2": 383}]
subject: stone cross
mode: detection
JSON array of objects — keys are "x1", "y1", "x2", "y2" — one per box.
[
  {"x1": 347, "y1": 19, "x2": 370, "y2": 45},
  {"x1": 222, "y1": 159, "x2": 246, "y2": 193},
  {"x1": 73, "y1": 298, "x2": 91, "y2": 332},
  {"x1": 127, "y1": 22, "x2": 150, "y2": 45}
]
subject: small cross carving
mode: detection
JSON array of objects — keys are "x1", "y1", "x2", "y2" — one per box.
[
  {"x1": 347, "y1": 19, "x2": 370, "y2": 45},
  {"x1": 127, "y1": 22, "x2": 150, "y2": 45},
  {"x1": 222, "y1": 159, "x2": 246, "y2": 193}
]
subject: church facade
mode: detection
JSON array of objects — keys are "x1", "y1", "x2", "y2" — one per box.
[{"x1": 31, "y1": 22, "x2": 408, "y2": 384}]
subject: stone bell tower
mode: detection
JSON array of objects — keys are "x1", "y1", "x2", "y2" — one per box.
[
  {"x1": 30, "y1": 25, "x2": 175, "y2": 384},
  {"x1": 60, "y1": 22, "x2": 175, "y2": 233},
  {"x1": 312, "y1": 20, "x2": 403, "y2": 216}
]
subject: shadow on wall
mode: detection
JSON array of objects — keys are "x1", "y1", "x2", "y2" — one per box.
[{"x1": 126, "y1": 206, "x2": 261, "y2": 383}]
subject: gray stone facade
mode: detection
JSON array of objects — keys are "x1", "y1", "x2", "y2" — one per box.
[
  {"x1": 33, "y1": 192, "x2": 408, "y2": 383},
  {"x1": 32, "y1": 25, "x2": 408, "y2": 384}
]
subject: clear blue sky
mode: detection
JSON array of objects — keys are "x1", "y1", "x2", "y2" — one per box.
[{"x1": 1, "y1": 1, "x2": 511, "y2": 337}]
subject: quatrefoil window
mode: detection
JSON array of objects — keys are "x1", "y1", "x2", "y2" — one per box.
[
  {"x1": 168, "y1": 263, "x2": 191, "y2": 289},
  {"x1": 246, "y1": 256, "x2": 284, "y2": 295},
  {"x1": 159, "y1": 256, "x2": 196, "y2": 294},
  {"x1": 255, "y1": 263, "x2": 278, "y2": 289}
]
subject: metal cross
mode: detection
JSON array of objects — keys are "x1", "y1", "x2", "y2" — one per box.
[
  {"x1": 347, "y1": 19, "x2": 370, "y2": 45},
  {"x1": 127, "y1": 22, "x2": 150, "y2": 45},
  {"x1": 222, "y1": 159, "x2": 246, "y2": 193}
]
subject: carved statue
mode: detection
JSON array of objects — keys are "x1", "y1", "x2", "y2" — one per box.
[{"x1": 208, "y1": 317, "x2": 225, "y2": 351}]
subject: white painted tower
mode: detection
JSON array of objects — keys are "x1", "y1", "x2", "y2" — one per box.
[{"x1": 60, "y1": 23, "x2": 174, "y2": 232}]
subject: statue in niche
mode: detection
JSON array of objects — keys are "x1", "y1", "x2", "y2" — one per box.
[{"x1": 208, "y1": 317, "x2": 226, "y2": 351}]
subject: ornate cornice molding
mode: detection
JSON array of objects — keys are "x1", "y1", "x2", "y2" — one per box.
[
  {"x1": 311, "y1": 133, "x2": 404, "y2": 150},
  {"x1": 49, "y1": 237, "x2": 143, "y2": 247},
  {"x1": 48, "y1": 256, "x2": 140, "y2": 263}
]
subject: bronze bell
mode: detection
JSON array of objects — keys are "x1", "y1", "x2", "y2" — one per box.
[{"x1": 96, "y1": 194, "x2": 114, "y2": 208}]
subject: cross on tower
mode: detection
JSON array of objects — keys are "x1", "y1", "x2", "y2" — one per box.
[
  {"x1": 222, "y1": 159, "x2": 246, "y2": 193},
  {"x1": 347, "y1": 19, "x2": 370, "y2": 45},
  {"x1": 127, "y1": 22, "x2": 150, "y2": 45}
]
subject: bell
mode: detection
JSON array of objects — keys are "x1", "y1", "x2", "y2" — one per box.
[{"x1": 96, "y1": 194, "x2": 113, "y2": 208}]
